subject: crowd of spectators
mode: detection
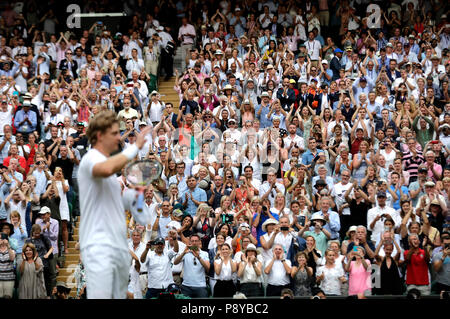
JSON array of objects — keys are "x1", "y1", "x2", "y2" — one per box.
[{"x1": 0, "y1": 0, "x2": 449, "y2": 299}]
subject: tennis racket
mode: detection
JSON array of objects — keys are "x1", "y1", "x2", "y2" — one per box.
[{"x1": 123, "y1": 159, "x2": 162, "y2": 212}]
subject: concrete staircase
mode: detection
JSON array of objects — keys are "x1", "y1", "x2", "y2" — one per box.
[
  {"x1": 56, "y1": 220, "x2": 80, "y2": 298},
  {"x1": 159, "y1": 77, "x2": 180, "y2": 111}
]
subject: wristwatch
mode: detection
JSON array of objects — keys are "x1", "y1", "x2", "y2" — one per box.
[{"x1": 281, "y1": 259, "x2": 286, "y2": 263}]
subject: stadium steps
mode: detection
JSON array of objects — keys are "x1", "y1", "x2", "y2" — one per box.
[
  {"x1": 56, "y1": 219, "x2": 80, "y2": 298},
  {"x1": 158, "y1": 77, "x2": 180, "y2": 112}
]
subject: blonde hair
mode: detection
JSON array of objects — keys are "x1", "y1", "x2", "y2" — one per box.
[
  {"x1": 195, "y1": 203, "x2": 211, "y2": 216},
  {"x1": 10, "y1": 210, "x2": 21, "y2": 221},
  {"x1": 86, "y1": 110, "x2": 119, "y2": 146}
]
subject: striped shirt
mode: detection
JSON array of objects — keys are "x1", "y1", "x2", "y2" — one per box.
[
  {"x1": 0, "y1": 250, "x2": 15, "y2": 281},
  {"x1": 402, "y1": 150, "x2": 425, "y2": 179}
]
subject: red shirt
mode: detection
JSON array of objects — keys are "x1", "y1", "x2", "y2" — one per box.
[
  {"x1": 404, "y1": 249, "x2": 429, "y2": 285},
  {"x1": 350, "y1": 138, "x2": 363, "y2": 156}
]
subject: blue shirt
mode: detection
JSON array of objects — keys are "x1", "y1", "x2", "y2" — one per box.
[
  {"x1": 310, "y1": 210, "x2": 341, "y2": 240},
  {"x1": 179, "y1": 250, "x2": 209, "y2": 287},
  {"x1": 180, "y1": 187, "x2": 207, "y2": 216},
  {"x1": 14, "y1": 109, "x2": 37, "y2": 133},
  {"x1": 253, "y1": 211, "x2": 279, "y2": 247},
  {"x1": 321, "y1": 69, "x2": 333, "y2": 86},
  {"x1": 301, "y1": 148, "x2": 324, "y2": 166},
  {"x1": 10, "y1": 225, "x2": 28, "y2": 254},
  {"x1": 33, "y1": 169, "x2": 50, "y2": 195},
  {"x1": 389, "y1": 185, "x2": 409, "y2": 210},
  {"x1": 255, "y1": 104, "x2": 272, "y2": 129}
]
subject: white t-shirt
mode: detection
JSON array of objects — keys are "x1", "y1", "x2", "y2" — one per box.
[
  {"x1": 316, "y1": 264, "x2": 345, "y2": 295},
  {"x1": 331, "y1": 182, "x2": 353, "y2": 216},
  {"x1": 78, "y1": 149, "x2": 129, "y2": 252},
  {"x1": 305, "y1": 40, "x2": 321, "y2": 60},
  {"x1": 265, "y1": 259, "x2": 291, "y2": 286},
  {"x1": 0, "y1": 106, "x2": 13, "y2": 134}
]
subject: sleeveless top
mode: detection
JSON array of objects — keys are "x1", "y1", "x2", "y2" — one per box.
[
  {"x1": 293, "y1": 268, "x2": 312, "y2": 296},
  {"x1": 379, "y1": 257, "x2": 402, "y2": 295}
]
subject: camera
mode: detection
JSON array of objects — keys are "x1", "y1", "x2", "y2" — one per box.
[
  {"x1": 1, "y1": 233, "x2": 8, "y2": 240},
  {"x1": 221, "y1": 214, "x2": 234, "y2": 224},
  {"x1": 209, "y1": 210, "x2": 216, "y2": 218},
  {"x1": 262, "y1": 206, "x2": 268, "y2": 215},
  {"x1": 280, "y1": 226, "x2": 289, "y2": 231},
  {"x1": 445, "y1": 243, "x2": 450, "y2": 250}
]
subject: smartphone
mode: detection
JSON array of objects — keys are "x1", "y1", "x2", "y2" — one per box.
[
  {"x1": 209, "y1": 210, "x2": 215, "y2": 218},
  {"x1": 280, "y1": 226, "x2": 289, "y2": 231},
  {"x1": 297, "y1": 215, "x2": 306, "y2": 226},
  {"x1": 1, "y1": 233, "x2": 8, "y2": 240},
  {"x1": 353, "y1": 246, "x2": 358, "y2": 252}
]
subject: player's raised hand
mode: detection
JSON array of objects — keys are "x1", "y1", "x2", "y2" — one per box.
[{"x1": 135, "y1": 126, "x2": 152, "y2": 149}]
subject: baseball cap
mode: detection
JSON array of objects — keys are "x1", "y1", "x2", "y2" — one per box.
[
  {"x1": 172, "y1": 208, "x2": 184, "y2": 218},
  {"x1": 38, "y1": 206, "x2": 51, "y2": 215},
  {"x1": 360, "y1": 76, "x2": 367, "y2": 82},
  {"x1": 289, "y1": 79, "x2": 296, "y2": 84},
  {"x1": 321, "y1": 60, "x2": 328, "y2": 65},
  {"x1": 386, "y1": 43, "x2": 393, "y2": 48},
  {"x1": 261, "y1": 92, "x2": 270, "y2": 97},
  {"x1": 424, "y1": 181, "x2": 435, "y2": 187},
  {"x1": 228, "y1": 118, "x2": 236, "y2": 124},
  {"x1": 377, "y1": 191, "x2": 387, "y2": 197},
  {"x1": 334, "y1": 48, "x2": 343, "y2": 54},
  {"x1": 266, "y1": 64, "x2": 274, "y2": 69},
  {"x1": 153, "y1": 237, "x2": 165, "y2": 245}
]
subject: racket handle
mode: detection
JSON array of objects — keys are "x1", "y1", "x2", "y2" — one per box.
[{"x1": 136, "y1": 192, "x2": 144, "y2": 213}]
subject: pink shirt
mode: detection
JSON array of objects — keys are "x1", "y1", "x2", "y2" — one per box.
[
  {"x1": 348, "y1": 260, "x2": 371, "y2": 296},
  {"x1": 178, "y1": 24, "x2": 196, "y2": 45},
  {"x1": 427, "y1": 163, "x2": 442, "y2": 182}
]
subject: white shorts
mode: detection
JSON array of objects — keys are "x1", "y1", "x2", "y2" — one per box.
[{"x1": 81, "y1": 245, "x2": 131, "y2": 299}]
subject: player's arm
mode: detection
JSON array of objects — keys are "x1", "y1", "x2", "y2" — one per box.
[{"x1": 92, "y1": 126, "x2": 151, "y2": 177}]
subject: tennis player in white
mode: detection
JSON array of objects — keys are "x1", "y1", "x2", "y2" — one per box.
[{"x1": 78, "y1": 110, "x2": 153, "y2": 299}]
